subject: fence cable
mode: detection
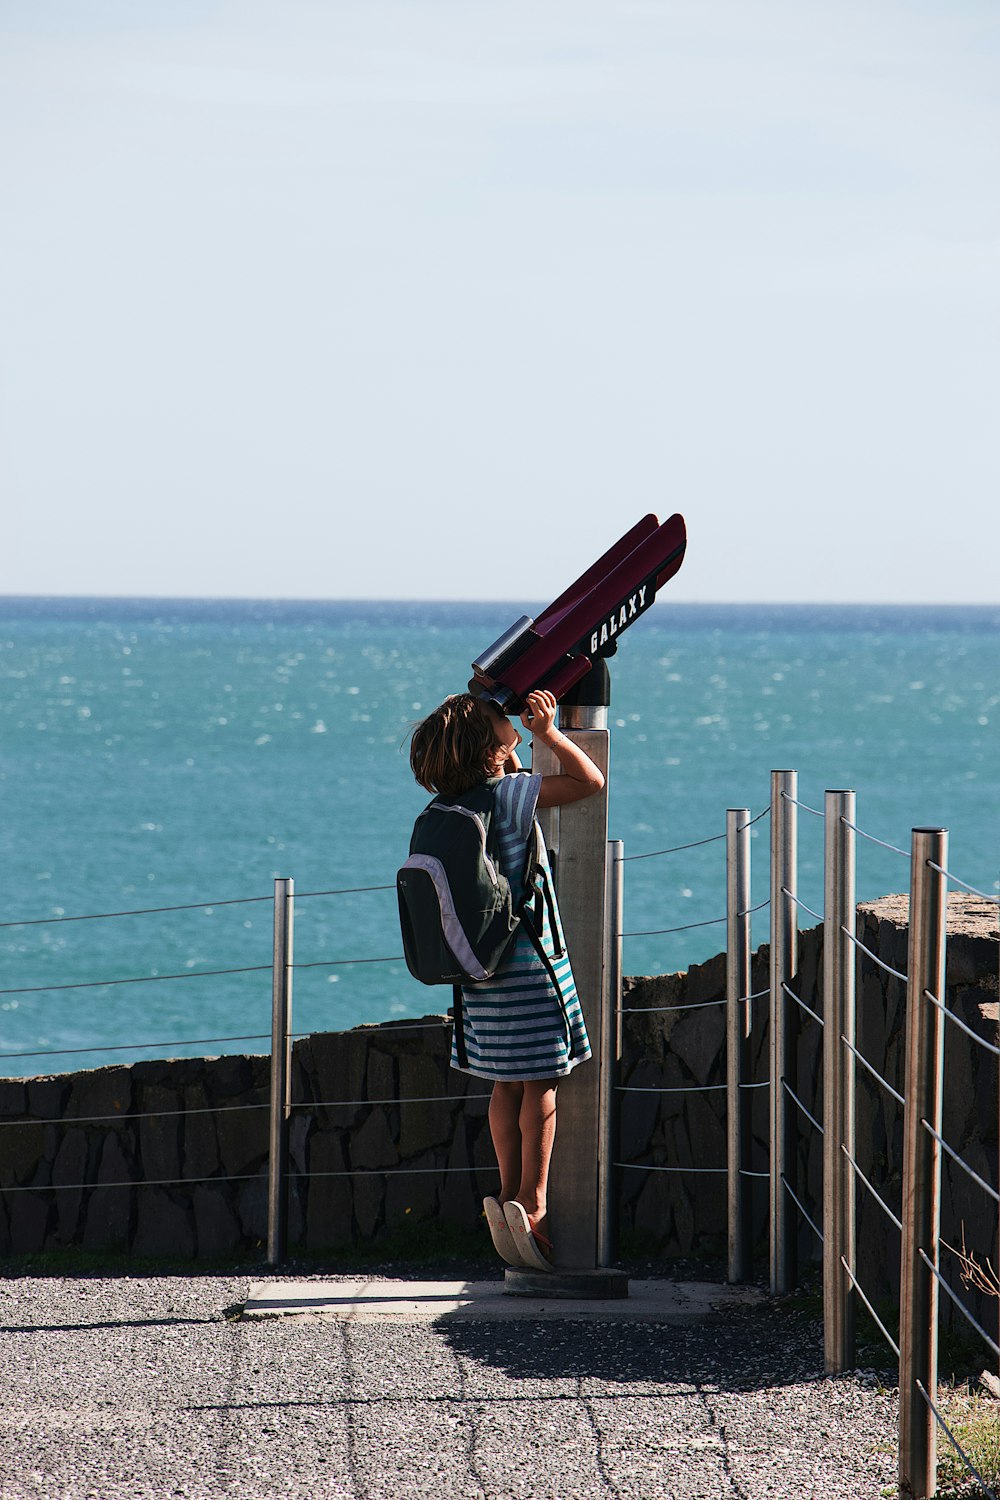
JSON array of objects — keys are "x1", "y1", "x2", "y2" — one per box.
[
  {"x1": 0, "y1": 895, "x2": 271, "y2": 929},
  {"x1": 923, "y1": 989, "x2": 1000, "y2": 1059},
  {"x1": 781, "y1": 982, "x2": 824, "y2": 1027},
  {"x1": 841, "y1": 1034, "x2": 906, "y2": 1108},
  {"x1": 841, "y1": 1256, "x2": 900, "y2": 1359},
  {"x1": 0, "y1": 1172, "x2": 266, "y2": 1195},
  {"x1": 622, "y1": 916, "x2": 727, "y2": 938},
  {"x1": 293, "y1": 1092, "x2": 491, "y2": 1111},
  {"x1": 294, "y1": 885, "x2": 395, "y2": 899},
  {"x1": 0, "y1": 965, "x2": 271, "y2": 999},
  {"x1": 915, "y1": 1380, "x2": 1000, "y2": 1500},
  {"x1": 782, "y1": 1079, "x2": 824, "y2": 1137},
  {"x1": 621, "y1": 806, "x2": 769, "y2": 863},
  {"x1": 840, "y1": 1144, "x2": 903, "y2": 1233},
  {"x1": 781, "y1": 793, "x2": 824, "y2": 818},
  {"x1": 842, "y1": 929, "x2": 908, "y2": 984},
  {"x1": 291, "y1": 955, "x2": 403, "y2": 970},
  {"x1": 917, "y1": 1250, "x2": 1000, "y2": 1362},
  {"x1": 620, "y1": 997, "x2": 726, "y2": 1015},
  {"x1": 0, "y1": 1032, "x2": 272, "y2": 1062},
  {"x1": 617, "y1": 1082, "x2": 727, "y2": 1095},
  {"x1": 780, "y1": 1173, "x2": 824, "y2": 1245},
  {"x1": 840, "y1": 818, "x2": 909, "y2": 860},
  {"x1": 0, "y1": 1100, "x2": 270, "y2": 1128},
  {"x1": 615, "y1": 1161, "x2": 727, "y2": 1175},
  {"x1": 920, "y1": 1118, "x2": 1000, "y2": 1205},
  {"x1": 781, "y1": 887, "x2": 824, "y2": 924},
  {"x1": 925, "y1": 862, "x2": 1000, "y2": 907}
]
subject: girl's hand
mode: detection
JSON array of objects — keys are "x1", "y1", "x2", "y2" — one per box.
[{"x1": 520, "y1": 689, "x2": 558, "y2": 741}]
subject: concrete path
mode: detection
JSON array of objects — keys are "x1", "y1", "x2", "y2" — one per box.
[
  {"x1": 0, "y1": 1272, "x2": 898, "y2": 1500},
  {"x1": 242, "y1": 1277, "x2": 766, "y2": 1324}
]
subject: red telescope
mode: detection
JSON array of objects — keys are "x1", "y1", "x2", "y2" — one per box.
[{"x1": 469, "y1": 512, "x2": 687, "y2": 714}]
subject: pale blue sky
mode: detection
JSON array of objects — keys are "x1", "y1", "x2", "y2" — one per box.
[{"x1": 2, "y1": 0, "x2": 997, "y2": 601}]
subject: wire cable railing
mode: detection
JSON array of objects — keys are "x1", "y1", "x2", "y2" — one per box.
[{"x1": 3, "y1": 772, "x2": 998, "y2": 1500}]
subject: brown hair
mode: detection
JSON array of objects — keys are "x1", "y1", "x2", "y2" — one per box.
[{"x1": 409, "y1": 693, "x2": 499, "y2": 796}]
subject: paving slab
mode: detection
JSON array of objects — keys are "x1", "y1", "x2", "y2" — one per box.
[{"x1": 242, "y1": 1276, "x2": 767, "y2": 1323}]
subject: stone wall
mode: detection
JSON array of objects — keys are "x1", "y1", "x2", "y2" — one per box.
[
  {"x1": 0, "y1": 895, "x2": 995, "y2": 1309},
  {"x1": 618, "y1": 892, "x2": 999, "y2": 1320}
]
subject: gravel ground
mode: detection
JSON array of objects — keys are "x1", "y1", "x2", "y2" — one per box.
[{"x1": 0, "y1": 1271, "x2": 899, "y2": 1500}]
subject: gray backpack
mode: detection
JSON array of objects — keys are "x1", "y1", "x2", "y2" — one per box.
[
  {"x1": 396, "y1": 780, "x2": 571, "y2": 1068},
  {"x1": 397, "y1": 781, "x2": 522, "y2": 987}
]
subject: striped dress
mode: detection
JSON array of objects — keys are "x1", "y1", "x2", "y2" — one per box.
[{"x1": 451, "y1": 771, "x2": 592, "y2": 1081}]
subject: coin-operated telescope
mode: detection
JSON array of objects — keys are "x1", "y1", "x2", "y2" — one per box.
[{"x1": 469, "y1": 513, "x2": 687, "y2": 714}]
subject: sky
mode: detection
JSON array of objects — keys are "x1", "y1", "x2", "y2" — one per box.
[{"x1": 1, "y1": 0, "x2": 998, "y2": 603}]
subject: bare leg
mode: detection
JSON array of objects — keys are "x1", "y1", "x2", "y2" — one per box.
[
  {"x1": 514, "y1": 1079, "x2": 558, "y2": 1241},
  {"x1": 488, "y1": 1081, "x2": 524, "y2": 1203}
]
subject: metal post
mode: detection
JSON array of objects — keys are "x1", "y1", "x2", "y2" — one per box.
[
  {"x1": 267, "y1": 876, "x2": 294, "y2": 1267},
  {"x1": 769, "y1": 770, "x2": 798, "y2": 1295},
  {"x1": 727, "y1": 808, "x2": 753, "y2": 1283},
  {"x1": 535, "y1": 670, "x2": 610, "y2": 1271},
  {"x1": 898, "y1": 829, "x2": 948, "y2": 1500},
  {"x1": 597, "y1": 839, "x2": 624, "y2": 1267},
  {"x1": 823, "y1": 790, "x2": 857, "y2": 1373}
]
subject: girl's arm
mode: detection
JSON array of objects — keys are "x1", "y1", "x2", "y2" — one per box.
[{"x1": 521, "y1": 690, "x2": 606, "y2": 809}]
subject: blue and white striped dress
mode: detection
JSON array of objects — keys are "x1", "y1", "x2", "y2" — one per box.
[{"x1": 451, "y1": 772, "x2": 592, "y2": 1081}]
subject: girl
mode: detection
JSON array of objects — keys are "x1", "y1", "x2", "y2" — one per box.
[{"x1": 409, "y1": 687, "x2": 605, "y2": 1272}]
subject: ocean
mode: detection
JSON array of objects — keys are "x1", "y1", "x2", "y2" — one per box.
[{"x1": 1, "y1": 598, "x2": 997, "y2": 1080}]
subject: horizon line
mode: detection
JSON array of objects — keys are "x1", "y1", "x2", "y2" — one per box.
[{"x1": 0, "y1": 593, "x2": 998, "y2": 609}]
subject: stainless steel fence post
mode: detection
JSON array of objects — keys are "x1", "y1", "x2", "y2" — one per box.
[
  {"x1": 823, "y1": 790, "x2": 856, "y2": 1373},
  {"x1": 267, "y1": 876, "x2": 294, "y2": 1267},
  {"x1": 898, "y1": 828, "x2": 948, "y2": 1500},
  {"x1": 598, "y1": 839, "x2": 624, "y2": 1267},
  {"x1": 727, "y1": 808, "x2": 753, "y2": 1283},
  {"x1": 536, "y1": 672, "x2": 610, "y2": 1270},
  {"x1": 769, "y1": 770, "x2": 798, "y2": 1295}
]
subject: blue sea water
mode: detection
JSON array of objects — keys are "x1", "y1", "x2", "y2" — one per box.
[{"x1": 0, "y1": 598, "x2": 997, "y2": 1080}]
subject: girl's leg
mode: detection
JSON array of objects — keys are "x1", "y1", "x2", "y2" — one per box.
[
  {"x1": 514, "y1": 1078, "x2": 559, "y2": 1237},
  {"x1": 488, "y1": 1081, "x2": 524, "y2": 1203}
]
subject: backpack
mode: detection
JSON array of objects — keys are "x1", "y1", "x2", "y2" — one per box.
[
  {"x1": 397, "y1": 780, "x2": 522, "y2": 987},
  {"x1": 396, "y1": 779, "x2": 573, "y2": 1068}
]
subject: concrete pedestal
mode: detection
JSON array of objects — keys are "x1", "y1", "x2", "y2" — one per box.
[{"x1": 504, "y1": 1267, "x2": 629, "y2": 1300}]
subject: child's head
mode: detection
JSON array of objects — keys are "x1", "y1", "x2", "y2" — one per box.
[{"x1": 410, "y1": 693, "x2": 514, "y2": 795}]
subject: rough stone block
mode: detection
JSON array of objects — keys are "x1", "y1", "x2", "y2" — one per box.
[
  {"x1": 366, "y1": 1048, "x2": 396, "y2": 1106},
  {"x1": 439, "y1": 1117, "x2": 480, "y2": 1228},
  {"x1": 181, "y1": 1082, "x2": 222, "y2": 1181},
  {"x1": 26, "y1": 1076, "x2": 69, "y2": 1121},
  {"x1": 134, "y1": 1187, "x2": 195, "y2": 1259},
  {"x1": 305, "y1": 1131, "x2": 352, "y2": 1251},
  {"x1": 138, "y1": 1085, "x2": 182, "y2": 1184},
  {"x1": 352, "y1": 1170, "x2": 383, "y2": 1241},
  {"x1": 289, "y1": 1111, "x2": 311, "y2": 1175},
  {"x1": 72, "y1": 1065, "x2": 133, "y2": 1123},
  {"x1": 631, "y1": 1168, "x2": 673, "y2": 1248},
  {"x1": 82, "y1": 1132, "x2": 133, "y2": 1252},
  {"x1": 397, "y1": 1054, "x2": 453, "y2": 1159},
  {"x1": 350, "y1": 1108, "x2": 399, "y2": 1171},
  {"x1": 385, "y1": 1151, "x2": 439, "y2": 1227},
  {"x1": 52, "y1": 1128, "x2": 89, "y2": 1244},
  {"x1": 236, "y1": 1174, "x2": 268, "y2": 1245},
  {"x1": 669, "y1": 1002, "x2": 726, "y2": 1084},
  {"x1": 193, "y1": 1185, "x2": 241, "y2": 1259},
  {"x1": 618, "y1": 1065, "x2": 661, "y2": 1163},
  {"x1": 0, "y1": 1120, "x2": 46, "y2": 1188},
  {"x1": 198, "y1": 1053, "x2": 254, "y2": 1100},
  {"x1": 0, "y1": 1081, "x2": 27, "y2": 1116},
  {"x1": 217, "y1": 1099, "x2": 268, "y2": 1177},
  {"x1": 10, "y1": 1191, "x2": 51, "y2": 1256},
  {"x1": 684, "y1": 1092, "x2": 726, "y2": 1174}
]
